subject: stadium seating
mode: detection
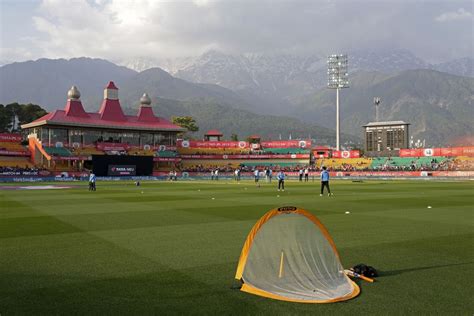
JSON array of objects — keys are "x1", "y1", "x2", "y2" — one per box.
[
  {"x1": 370, "y1": 157, "x2": 387, "y2": 169},
  {"x1": 156, "y1": 150, "x2": 178, "y2": 158},
  {"x1": 43, "y1": 147, "x2": 72, "y2": 157},
  {"x1": 0, "y1": 142, "x2": 28, "y2": 152},
  {"x1": 127, "y1": 148, "x2": 154, "y2": 156},
  {"x1": 0, "y1": 156, "x2": 34, "y2": 168},
  {"x1": 70, "y1": 147, "x2": 104, "y2": 156},
  {"x1": 240, "y1": 161, "x2": 303, "y2": 167},
  {"x1": 452, "y1": 156, "x2": 474, "y2": 170},
  {"x1": 316, "y1": 158, "x2": 372, "y2": 170}
]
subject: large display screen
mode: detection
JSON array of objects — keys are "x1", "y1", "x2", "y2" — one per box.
[{"x1": 108, "y1": 165, "x2": 136, "y2": 176}]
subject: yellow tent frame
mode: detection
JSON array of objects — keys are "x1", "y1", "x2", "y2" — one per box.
[{"x1": 235, "y1": 206, "x2": 360, "y2": 303}]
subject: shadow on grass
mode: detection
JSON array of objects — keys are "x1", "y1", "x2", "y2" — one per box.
[{"x1": 379, "y1": 262, "x2": 474, "y2": 277}]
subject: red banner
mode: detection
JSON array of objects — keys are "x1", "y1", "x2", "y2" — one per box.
[
  {"x1": 260, "y1": 140, "x2": 311, "y2": 148},
  {"x1": 0, "y1": 133, "x2": 22, "y2": 142},
  {"x1": 0, "y1": 150, "x2": 29, "y2": 156},
  {"x1": 331, "y1": 150, "x2": 360, "y2": 158},
  {"x1": 96, "y1": 142, "x2": 130, "y2": 151},
  {"x1": 179, "y1": 154, "x2": 309, "y2": 159},
  {"x1": 51, "y1": 156, "x2": 84, "y2": 161},
  {"x1": 399, "y1": 147, "x2": 474, "y2": 157},
  {"x1": 153, "y1": 157, "x2": 182, "y2": 162},
  {"x1": 177, "y1": 140, "x2": 249, "y2": 148}
]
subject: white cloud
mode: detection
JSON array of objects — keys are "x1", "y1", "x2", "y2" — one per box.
[
  {"x1": 435, "y1": 8, "x2": 473, "y2": 22},
  {"x1": 1, "y1": 0, "x2": 473, "y2": 62}
]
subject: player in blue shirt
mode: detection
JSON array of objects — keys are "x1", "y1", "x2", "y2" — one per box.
[
  {"x1": 277, "y1": 170, "x2": 285, "y2": 191},
  {"x1": 320, "y1": 166, "x2": 331, "y2": 196},
  {"x1": 88, "y1": 171, "x2": 96, "y2": 191}
]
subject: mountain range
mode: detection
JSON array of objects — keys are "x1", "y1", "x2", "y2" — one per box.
[{"x1": 1, "y1": 50, "x2": 473, "y2": 146}]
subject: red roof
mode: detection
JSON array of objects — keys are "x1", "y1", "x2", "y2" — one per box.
[
  {"x1": 21, "y1": 81, "x2": 184, "y2": 131},
  {"x1": 98, "y1": 99, "x2": 126, "y2": 121},
  {"x1": 23, "y1": 110, "x2": 182, "y2": 131},
  {"x1": 137, "y1": 106, "x2": 159, "y2": 122},
  {"x1": 106, "y1": 81, "x2": 118, "y2": 90},
  {"x1": 64, "y1": 100, "x2": 89, "y2": 118},
  {"x1": 205, "y1": 129, "x2": 223, "y2": 136},
  {"x1": 22, "y1": 98, "x2": 183, "y2": 131}
]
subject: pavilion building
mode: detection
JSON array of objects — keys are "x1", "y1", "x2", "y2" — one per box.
[{"x1": 21, "y1": 82, "x2": 184, "y2": 172}]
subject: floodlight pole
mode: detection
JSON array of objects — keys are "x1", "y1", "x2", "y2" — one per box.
[
  {"x1": 336, "y1": 88, "x2": 340, "y2": 151},
  {"x1": 327, "y1": 54, "x2": 348, "y2": 151}
]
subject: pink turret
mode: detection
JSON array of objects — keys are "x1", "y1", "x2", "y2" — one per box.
[
  {"x1": 98, "y1": 81, "x2": 126, "y2": 121},
  {"x1": 64, "y1": 86, "x2": 89, "y2": 118}
]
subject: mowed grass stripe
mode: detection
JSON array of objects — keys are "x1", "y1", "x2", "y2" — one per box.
[{"x1": 0, "y1": 180, "x2": 473, "y2": 314}]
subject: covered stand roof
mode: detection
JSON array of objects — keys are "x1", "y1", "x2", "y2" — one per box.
[{"x1": 22, "y1": 82, "x2": 184, "y2": 132}]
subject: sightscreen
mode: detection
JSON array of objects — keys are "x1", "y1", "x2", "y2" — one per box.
[
  {"x1": 108, "y1": 165, "x2": 136, "y2": 176},
  {"x1": 92, "y1": 155, "x2": 153, "y2": 176}
]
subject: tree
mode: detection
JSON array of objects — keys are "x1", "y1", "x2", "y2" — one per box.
[
  {"x1": 230, "y1": 133, "x2": 239, "y2": 141},
  {"x1": 0, "y1": 103, "x2": 47, "y2": 132},
  {"x1": 0, "y1": 104, "x2": 12, "y2": 132},
  {"x1": 17, "y1": 103, "x2": 47, "y2": 126},
  {"x1": 172, "y1": 116, "x2": 199, "y2": 138}
]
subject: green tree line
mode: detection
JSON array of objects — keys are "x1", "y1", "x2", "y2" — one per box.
[{"x1": 0, "y1": 103, "x2": 47, "y2": 133}]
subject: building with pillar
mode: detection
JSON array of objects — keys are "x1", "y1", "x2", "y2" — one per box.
[{"x1": 21, "y1": 82, "x2": 184, "y2": 173}]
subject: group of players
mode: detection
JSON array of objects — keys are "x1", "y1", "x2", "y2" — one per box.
[
  {"x1": 250, "y1": 166, "x2": 332, "y2": 196},
  {"x1": 88, "y1": 166, "x2": 333, "y2": 196}
]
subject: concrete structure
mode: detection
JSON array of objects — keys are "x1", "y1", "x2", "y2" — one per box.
[{"x1": 363, "y1": 121, "x2": 410, "y2": 156}]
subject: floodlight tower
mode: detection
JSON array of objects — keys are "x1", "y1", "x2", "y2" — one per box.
[
  {"x1": 374, "y1": 97, "x2": 381, "y2": 122},
  {"x1": 327, "y1": 54, "x2": 349, "y2": 150}
]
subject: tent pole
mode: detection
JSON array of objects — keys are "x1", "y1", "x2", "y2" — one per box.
[{"x1": 279, "y1": 251, "x2": 284, "y2": 278}]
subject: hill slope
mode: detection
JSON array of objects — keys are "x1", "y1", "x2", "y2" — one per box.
[
  {"x1": 123, "y1": 97, "x2": 360, "y2": 145},
  {"x1": 0, "y1": 58, "x2": 137, "y2": 110},
  {"x1": 293, "y1": 70, "x2": 474, "y2": 146}
]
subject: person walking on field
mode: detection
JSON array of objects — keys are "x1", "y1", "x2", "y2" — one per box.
[
  {"x1": 88, "y1": 171, "x2": 96, "y2": 191},
  {"x1": 277, "y1": 170, "x2": 285, "y2": 191},
  {"x1": 254, "y1": 168, "x2": 260, "y2": 187},
  {"x1": 304, "y1": 167, "x2": 309, "y2": 182},
  {"x1": 320, "y1": 166, "x2": 332, "y2": 196}
]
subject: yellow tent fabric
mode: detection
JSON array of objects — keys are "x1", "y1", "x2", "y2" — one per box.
[{"x1": 235, "y1": 206, "x2": 359, "y2": 303}]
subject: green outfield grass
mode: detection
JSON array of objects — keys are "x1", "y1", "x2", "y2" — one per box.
[{"x1": 1, "y1": 180, "x2": 473, "y2": 315}]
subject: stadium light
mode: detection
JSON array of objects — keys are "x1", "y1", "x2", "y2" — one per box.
[
  {"x1": 374, "y1": 97, "x2": 381, "y2": 122},
  {"x1": 327, "y1": 54, "x2": 349, "y2": 151}
]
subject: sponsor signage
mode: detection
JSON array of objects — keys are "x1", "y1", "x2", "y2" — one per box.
[
  {"x1": 51, "y1": 156, "x2": 83, "y2": 161},
  {"x1": 0, "y1": 150, "x2": 29, "y2": 156},
  {"x1": 0, "y1": 133, "x2": 22, "y2": 142},
  {"x1": 399, "y1": 147, "x2": 474, "y2": 157},
  {"x1": 177, "y1": 140, "x2": 249, "y2": 148},
  {"x1": 153, "y1": 157, "x2": 182, "y2": 162},
  {"x1": 260, "y1": 140, "x2": 312, "y2": 148},
  {"x1": 0, "y1": 170, "x2": 51, "y2": 176},
  {"x1": 179, "y1": 154, "x2": 310, "y2": 159},
  {"x1": 96, "y1": 142, "x2": 130, "y2": 151},
  {"x1": 108, "y1": 165, "x2": 136, "y2": 176},
  {"x1": 331, "y1": 150, "x2": 360, "y2": 158}
]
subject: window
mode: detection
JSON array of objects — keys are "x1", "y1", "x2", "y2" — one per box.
[{"x1": 50, "y1": 128, "x2": 68, "y2": 145}]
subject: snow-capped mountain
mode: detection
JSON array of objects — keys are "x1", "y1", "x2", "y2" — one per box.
[
  {"x1": 117, "y1": 49, "x2": 473, "y2": 115},
  {"x1": 432, "y1": 57, "x2": 473, "y2": 78},
  {"x1": 349, "y1": 49, "x2": 429, "y2": 72}
]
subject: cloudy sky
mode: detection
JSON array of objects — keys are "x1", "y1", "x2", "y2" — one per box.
[{"x1": 0, "y1": 0, "x2": 473, "y2": 63}]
